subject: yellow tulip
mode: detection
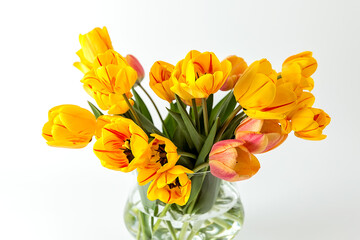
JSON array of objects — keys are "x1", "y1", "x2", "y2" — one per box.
[
  {"x1": 147, "y1": 165, "x2": 193, "y2": 206},
  {"x1": 220, "y1": 55, "x2": 248, "y2": 91},
  {"x1": 279, "y1": 91, "x2": 316, "y2": 134},
  {"x1": 81, "y1": 50, "x2": 137, "y2": 114},
  {"x1": 291, "y1": 107, "x2": 331, "y2": 140},
  {"x1": 42, "y1": 105, "x2": 96, "y2": 148},
  {"x1": 149, "y1": 61, "x2": 176, "y2": 102},
  {"x1": 137, "y1": 134, "x2": 180, "y2": 185},
  {"x1": 95, "y1": 115, "x2": 122, "y2": 139},
  {"x1": 234, "y1": 59, "x2": 297, "y2": 119},
  {"x1": 93, "y1": 117, "x2": 151, "y2": 172},
  {"x1": 74, "y1": 27, "x2": 113, "y2": 74},
  {"x1": 171, "y1": 50, "x2": 232, "y2": 100},
  {"x1": 281, "y1": 51, "x2": 317, "y2": 93}
]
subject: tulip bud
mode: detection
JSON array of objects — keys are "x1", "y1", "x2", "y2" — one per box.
[
  {"x1": 126, "y1": 54, "x2": 145, "y2": 83},
  {"x1": 220, "y1": 55, "x2": 248, "y2": 91},
  {"x1": 209, "y1": 139, "x2": 260, "y2": 182},
  {"x1": 42, "y1": 105, "x2": 96, "y2": 148},
  {"x1": 235, "y1": 118, "x2": 288, "y2": 154}
]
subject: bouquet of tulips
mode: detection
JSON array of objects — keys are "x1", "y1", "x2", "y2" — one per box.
[{"x1": 42, "y1": 27, "x2": 330, "y2": 239}]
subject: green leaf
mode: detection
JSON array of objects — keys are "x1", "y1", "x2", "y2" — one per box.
[
  {"x1": 134, "y1": 108, "x2": 162, "y2": 136},
  {"x1": 193, "y1": 174, "x2": 221, "y2": 214},
  {"x1": 195, "y1": 118, "x2": 219, "y2": 167},
  {"x1": 163, "y1": 103, "x2": 178, "y2": 138},
  {"x1": 87, "y1": 101, "x2": 103, "y2": 119},
  {"x1": 187, "y1": 118, "x2": 219, "y2": 205},
  {"x1": 221, "y1": 112, "x2": 247, "y2": 140},
  {"x1": 208, "y1": 91, "x2": 232, "y2": 125},
  {"x1": 206, "y1": 94, "x2": 214, "y2": 119},
  {"x1": 167, "y1": 109, "x2": 195, "y2": 150},
  {"x1": 218, "y1": 93, "x2": 236, "y2": 125},
  {"x1": 175, "y1": 95, "x2": 204, "y2": 153},
  {"x1": 138, "y1": 183, "x2": 155, "y2": 211},
  {"x1": 132, "y1": 88, "x2": 153, "y2": 123}
]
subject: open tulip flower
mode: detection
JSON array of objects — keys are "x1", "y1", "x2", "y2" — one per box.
[
  {"x1": 42, "y1": 105, "x2": 96, "y2": 148},
  {"x1": 74, "y1": 27, "x2": 113, "y2": 74},
  {"x1": 171, "y1": 50, "x2": 232, "y2": 101},
  {"x1": 93, "y1": 117, "x2": 151, "y2": 172},
  {"x1": 81, "y1": 50, "x2": 137, "y2": 114},
  {"x1": 137, "y1": 134, "x2": 180, "y2": 185},
  {"x1": 209, "y1": 139, "x2": 260, "y2": 182},
  {"x1": 235, "y1": 117, "x2": 288, "y2": 154},
  {"x1": 147, "y1": 165, "x2": 193, "y2": 206},
  {"x1": 234, "y1": 59, "x2": 297, "y2": 120}
]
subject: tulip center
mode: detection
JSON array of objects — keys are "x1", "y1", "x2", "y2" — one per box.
[
  {"x1": 155, "y1": 144, "x2": 168, "y2": 166},
  {"x1": 122, "y1": 139, "x2": 135, "y2": 163},
  {"x1": 168, "y1": 177, "x2": 181, "y2": 189}
]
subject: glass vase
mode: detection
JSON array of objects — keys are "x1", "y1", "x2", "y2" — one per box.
[{"x1": 124, "y1": 171, "x2": 244, "y2": 240}]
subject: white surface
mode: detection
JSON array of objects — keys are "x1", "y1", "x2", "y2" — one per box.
[{"x1": 1, "y1": 0, "x2": 359, "y2": 239}]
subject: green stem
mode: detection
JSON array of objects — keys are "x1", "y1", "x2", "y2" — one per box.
[
  {"x1": 178, "y1": 151, "x2": 197, "y2": 159},
  {"x1": 202, "y1": 98, "x2": 209, "y2": 135},
  {"x1": 192, "y1": 99, "x2": 200, "y2": 130},
  {"x1": 179, "y1": 221, "x2": 190, "y2": 240},
  {"x1": 153, "y1": 204, "x2": 171, "y2": 232},
  {"x1": 138, "y1": 83, "x2": 170, "y2": 138},
  {"x1": 136, "y1": 211, "x2": 142, "y2": 240},
  {"x1": 137, "y1": 211, "x2": 151, "y2": 240},
  {"x1": 187, "y1": 230, "x2": 196, "y2": 240},
  {"x1": 122, "y1": 94, "x2": 143, "y2": 129},
  {"x1": 165, "y1": 221, "x2": 177, "y2": 240},
  {"x1": 192, "y1": 162, "x2": 209, "y2": 173},
  {"x1": 215, "y1": 105, "x2": 242, "y2": 142},
  {"x1": 212, "y1": 217, "x2": 232, "y2": 229}
]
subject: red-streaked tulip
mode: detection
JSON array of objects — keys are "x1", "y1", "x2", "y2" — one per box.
[
  {"x1": 126, "y1": 54, "x2": 145, "y2": 83},
  {"x1": 235, "y1": 118, "x2": 288, "y2": 154},
  {"x1": 291, "y1": 107, "x2": 331, "y2": 140},
  {"x1": 209, "y1": 139, "x2": 260, "y2": 182},
  {"x1": 42, "y1": 105, "x2": 96, "y2": 148}
]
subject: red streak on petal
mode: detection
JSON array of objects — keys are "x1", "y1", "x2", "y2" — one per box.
[
  {"x1": 104, "y1": 128, "x2": 128, "y2": 141},
  {"x1": 139, "y1": 171, "x2": 157, "y2": 184}
]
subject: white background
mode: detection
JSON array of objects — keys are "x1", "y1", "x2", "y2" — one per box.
[{"x1": 1, "y1": 0, "x2": 359, "y2": 239}]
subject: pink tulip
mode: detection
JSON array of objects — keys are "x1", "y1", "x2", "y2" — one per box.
[
  {"x1": 125, "y1": 54, "x2": 145, "y2": 82},
  {"x1": 209, "y1": 139, "x2": 260, "y2": 182},
  {"x1": 235, "y1": 118, "x2": 288, "y2": 154}
]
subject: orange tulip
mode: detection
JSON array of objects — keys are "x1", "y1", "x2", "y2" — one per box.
[
  {"x1": 147, "y1": 165, "x2": 193, "y2": 206},
  {"x1": 235, "y1": 118, "x2": 288, "y2": 154},
  {"x1": 137, "y1": 134, "x2": 180, "y2": 185},
  {"x1": 209, "y1": 139, "x2": 260, "y2": 182},
  {"x1": 149, "y1": 61, "x2": 176, "y2": 102},
  {"x1": 93, "y1": 117, "x2": 151, "y2": 172}
]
